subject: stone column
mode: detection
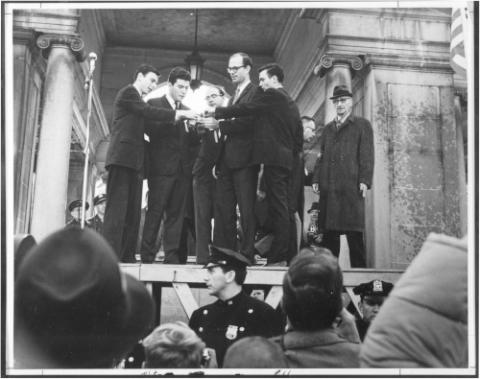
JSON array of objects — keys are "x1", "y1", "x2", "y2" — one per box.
[{"x1": 30, "y1": 34, "x2": 85, "y2": 241}]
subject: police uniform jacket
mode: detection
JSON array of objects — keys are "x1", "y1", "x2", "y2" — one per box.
[
  {"x1": 189, "y1": 290, "x2": 283, "y2": 367},
  {"x1": 87, "y1": 215, "x2": 104, "y2": 234}
]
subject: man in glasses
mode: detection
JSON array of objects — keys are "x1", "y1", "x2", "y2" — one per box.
[
  {"x1": 312, "y1": 85, "x2": 374, "y2": 267},
  {"x1": 352, "y1": 279, "x2": 393, "y2": 341},
  {"x1": 211, "y1": 52, "x2": 259, "y2": 263},
  {"x1": 192, "y1": 85, "x2": 225, "y2": 264}
]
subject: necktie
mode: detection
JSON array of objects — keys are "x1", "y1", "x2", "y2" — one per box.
[
  {"x1": 175, "y1": 101, "x2": 181, "y2": 110},
  {"x1": 233, "y1": 87, "x2": 241, "y2": 104}
]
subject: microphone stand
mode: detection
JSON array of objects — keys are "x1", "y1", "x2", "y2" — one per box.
[{"x1": 80, "y1": 52, "x2": 97, "y2": 228}]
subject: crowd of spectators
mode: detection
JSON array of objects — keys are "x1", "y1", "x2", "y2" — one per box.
[{"x1": 14, "y1": 227, "x2": 468, "y2": 370}]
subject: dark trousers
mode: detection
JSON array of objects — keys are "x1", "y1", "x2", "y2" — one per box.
[
  {"x1": 263, "y1": 165, "x2": 290, "y2": 264},
  {"x1": 103, "y1": 165, "x2": 143, "y2": 262},
  {"x1": 141, "y1": 174, "x2": 189, "y2": 264},
  {"x1": 213, "y1": 164, "x2": 257, "y2": 260},
  {"x1": 193, "y1": 173, "x2": 215, "y2": 264},
  {"x1": 320, "y1": 230, "x2": 366, "y2": 267},
  {"x1": 287, "y1": 154, "x2": 304, "y2": 263}
]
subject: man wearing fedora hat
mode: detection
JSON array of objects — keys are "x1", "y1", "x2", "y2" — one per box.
[
  {"x1": 14, "y1": 227, "x2": 155, "y2": 368},
  {"x1": 189, "y1": 245, "x2": 283, "y2": 367},
  {"x1": 312, "y1": 85, "x2": 374, "y2": 267}
]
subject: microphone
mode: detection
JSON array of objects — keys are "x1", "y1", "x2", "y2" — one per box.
[{"x1": 85, "y1": 52, "x2": 98, "y2": 90}]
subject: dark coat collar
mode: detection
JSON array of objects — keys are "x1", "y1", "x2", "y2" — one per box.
[{"x1": 281, "y1": 327, "x2": 353, "y2": 349}]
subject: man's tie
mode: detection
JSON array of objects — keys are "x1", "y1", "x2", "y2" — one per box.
[
  {"x1": 175, "y1": 101, "x2": 181, "y2": 110},
  {"x1": 232, "y1": 87, "x2": 241, "y2": 104}
]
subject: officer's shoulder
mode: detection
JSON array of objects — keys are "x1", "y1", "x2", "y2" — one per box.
[{"x1": 245, "y1": 295, "x2": 276, "y2": 313}]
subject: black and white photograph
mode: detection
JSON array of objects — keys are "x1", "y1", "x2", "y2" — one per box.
[{"x1": 2, "y1": 1, "x2": 478, "y2": 376}]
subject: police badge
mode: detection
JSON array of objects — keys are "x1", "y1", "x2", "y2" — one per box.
[{"x1": 225, "y1": 325, "x2": 238, "y2": 340}]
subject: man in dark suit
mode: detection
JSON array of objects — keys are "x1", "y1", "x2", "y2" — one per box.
[
  {"x1": 192, "y1": 85, "x2": 225, "y2": 264},
  {"x1": 312, "y1": 85, "x2": 374, "y2": 267},
  {"x1": 103, "y1": 64, "x2": 197, "y2": 262},
  {"x1": 209, "y1": 53, "x2": 259, "y2": 262},
  {"x1": 140, "y1": 67, "x2": 200, "y2": 264},
  {"x1": 205, "y1": 63, "x2": 302, "y2": 266}
]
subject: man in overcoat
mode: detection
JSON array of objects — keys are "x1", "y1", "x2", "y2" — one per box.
[{"x1": 312, "y1": 85, "x2": 374, "y2": 267}]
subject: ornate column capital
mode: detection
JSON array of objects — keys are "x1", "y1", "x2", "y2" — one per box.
[
  {"x1": 313, "y1": 54, "x2": 364, "y2": 78},
  {"x1": 36, "y1": 34, "x2": 86, "y2": 62}
]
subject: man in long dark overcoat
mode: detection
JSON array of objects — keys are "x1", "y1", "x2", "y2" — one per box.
[{"x1": 312, "y1": 85, "x2": 374, "y2": 267}]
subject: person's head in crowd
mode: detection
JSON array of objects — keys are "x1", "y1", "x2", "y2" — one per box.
[
  {"x1": 15, "y1": 227, "x2": 155, "y2": 368},
  {"x1": 142, "y1": 322, "x2": 205, "y2": 368},
  {"x1": 258, "y1": 63, "x2": 284, "y2": 91},
  {"x1": 228, "y1": 52, "x2": 252, "y2": 85},
  {"x1": 301, "y1": 116, "x2": 316, "y2": 141},
  {"x1": 168, "y1": 67, "x2": 191, "y2": 103},
  {"x1": 330, "y1": 84, "x2": 353, "y2": 119},
  {"x1": 93, "y1": 194, "x2": 107, "y2": 219},
  {"x1": 223, "y1": 336, "x2": 287, "y2": 368},
  {"x1": 68, "y1": 199, "x2": 88, "y2": 221},
  {"x1": 203, "y1": 245, "x2": 251, "y2": 301},
  {"x1": 205, "y1": 85, "x2": 225, "y2": 108},
  {"x1": 282, "y1": 247, "x2": 343, "y2": 331},
  {"x1": 133, "y1": 64, "x2": 160, "y2": 95},
  {"x1": 353, "y1": 280, "x2": 393, "y2": 324}
]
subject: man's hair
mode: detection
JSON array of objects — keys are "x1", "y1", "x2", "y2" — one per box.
[
  {"x1": 208, "y1": 84, "x2": 225, "y2": 97},
  {"x1": 133, "y1": 64, "x2": 160, "y2": 81},
  {"x1": 230, "y1": 52, "x2": 253, "y2": 69},
  {"x1": 220, "y1": 265, "x2": 247, "y2": 285},
  {"x1": 168, "y1": 67, "x2": 191, "y2": 85},
  {"x1": 142, "y1": 322, "x2": 205, "y2": 368},
  {"x1": 258, "y1": 63, "x2": 284, "y2": 83},
  {"x1": 223, "y1": 337, "x2": 286, "y2": 368},
  {"x1": 282, "y1": 248, "x2": 343, "y2": 331}
]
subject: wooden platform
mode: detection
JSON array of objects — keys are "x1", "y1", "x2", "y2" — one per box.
[{"x1": 120, "y1": 263, "x2": 404, "y2": 323}]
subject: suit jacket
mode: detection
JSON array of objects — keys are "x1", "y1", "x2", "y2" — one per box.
[
  {"x1": 105, "y1": 85, "x2": 176, "y2": 172},
  {"x1": 192, "y1": 129, "x2": 221, "y2": 178},
  {"x1": 145, "y1": 95, "x2": 200, "y2": 178},
  {"x1": 215, "y1": 87, "x2": 300, "y2": 170},
  {"x1": 217, "y1": 82, "x2": 257, "y2": 169}
]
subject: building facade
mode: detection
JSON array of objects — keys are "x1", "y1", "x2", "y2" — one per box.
[{"x1": 9, "y1": 6, "x2": 469, "y2": 268}]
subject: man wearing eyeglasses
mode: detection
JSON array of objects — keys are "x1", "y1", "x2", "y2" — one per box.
[
  {"x1": 210, "y1": 53, "x2": 259, "y2": 263},
  {"x1": 312, "y1": 85, "x2": 374, "y2": 267},
  {"x1": 352, "y1": 280, "x2": 393, "y2": 341},
  {"x1": 192, "y1": 85, "x2": 225, "y2": 264}
]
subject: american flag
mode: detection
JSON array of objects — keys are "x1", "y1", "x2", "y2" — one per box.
[{"x1": 450, "y1": 7, "x2": 467, "y2": 77}]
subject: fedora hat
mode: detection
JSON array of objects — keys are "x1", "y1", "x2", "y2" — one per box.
[
  {"x1": 15, "y1": 227, "x2": 154, "y2": 368},
  {"x1": 329, "y1": 85, "x2": 353, "y2": 100}
]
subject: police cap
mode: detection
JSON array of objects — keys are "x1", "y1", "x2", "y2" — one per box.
[
  {"x1": 353, "y1": 279, "x2": 393, "y2": 298},
  {"x1": 94, "y1": 194, "x2": 107, "y2": 206},
  {"x1": 68, "y1": 199, "x2": 89, "y2": 212},
  {"x1": 206, "y1": 245, "x2": 252, "y2": 268}
]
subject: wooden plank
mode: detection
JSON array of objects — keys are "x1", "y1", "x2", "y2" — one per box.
[
  {"x1": 172, "y1": 282, "x2": 199, "y2": 320},
  {"x1": 119, "y1": 264, "x2": 404, "y2": 287},
  {"x1": 264, "y1": 285, "x2": 283, "y2": 309}
]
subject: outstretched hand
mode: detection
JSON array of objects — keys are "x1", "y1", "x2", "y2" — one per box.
[{"x1": 175, "y1": 109, "x2": 200, "y2": 121}]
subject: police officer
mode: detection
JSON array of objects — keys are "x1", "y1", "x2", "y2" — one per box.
[
  {"x1": 89, "y1": 194, "x2": 106, "y2": 234},
  {"x1": 353, "y1": 279, "x2": 393, "y2": 341},
  {"x1": 65, "y1": 200, "x2": 90, "y2": 228},
  {"x1": 189, "y1": 245, "x2": 283, "y2": 367}
]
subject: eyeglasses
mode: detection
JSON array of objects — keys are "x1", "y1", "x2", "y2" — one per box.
[
  {"x1": 332, "y1": 97, "x2": 350, "y2": 104},
  {"x1": 227, "y1": 65, "x2": 246, "y2": 73}
]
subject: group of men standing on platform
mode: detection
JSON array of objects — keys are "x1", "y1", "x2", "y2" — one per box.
[{"x1": 99, "y1": 51, "x2": 374, "y2": 268}]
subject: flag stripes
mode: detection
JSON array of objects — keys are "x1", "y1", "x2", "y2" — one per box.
[{"x1": 450, "y1": 8, "x2": 467, "y2": 77}]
